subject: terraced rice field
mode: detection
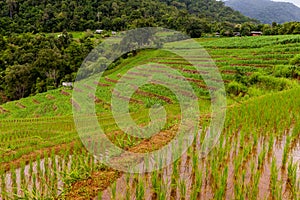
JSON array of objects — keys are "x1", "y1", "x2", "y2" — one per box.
[{"x1": 1, "y1": 35, "x2": 300, "y2": 199}]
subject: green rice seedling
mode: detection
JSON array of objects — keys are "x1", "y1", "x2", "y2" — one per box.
[
  {"x1": 234, "y1": 180, "x2": 244, "y2": 200},
  {"x1": 249, "y1": 158, "x2": 255, "y2": 178},
  {"x1": 40, "y1": 175, "x2": 46, "y2": 199},
  {"x1": 36, "y1": 155, "x2": 41, "y2": 177},
  {"x1": 234, "y1": 153, "x2": 242, "y2": 178},
  {"x1": 270, "y1": 157, "x2": 280, "y2": 199},
  {"x1": 282, "y1": 135, "x2": 291, "y2": 168},
  {"x1": 32, "y1": 172, "x2": 37, "y2": 198},
  {"x1": 215, "y1": 166, "x2": 228, "y2": 200},
  {"x1": 242, "y1": 143, "x2": 252, "y2": 164},
  {"x1": 191, "y1": 161, "x2": 203, "y2": 199},
  {"x1": 136, "y1": 176, "x2": 145, "y2": 200},
  {"x1": 170, "y1": 160, "x2": 179, "y2": 197},
  {"x1": 111, "y1": 181, "x2": 117, "y2": 200},
  {"x1": 0, "y1": 169, "x2": 6, "y2": 199},
  {"x1": 125, "y1": 173, "x2": 131, "y2": 200},
  {"x1": 52, "y1": 153, "x2": 58, "y2": 195},
  {"x1": 44, "y1": 151, "x2": 49, "y2": 182},
  {"x1": 10, "y1": 165, "x2": 18, "y2": 197},
  {"x1": 97, "y1": 190, "x2": 102, "y2": 200},
  {"x1": 195, "y1": 167, "x2": 203, "y2": 194},
  {"x1": 268, "y1": 134, "x2": 274, "y2": 155},
  {"x1": 151, "y1": 170, "x2": 159, "y2": 196},
  {"x1": 287, "y1": 158, "x2": 297, "y2": 199},
  {"x1": 159, "y1": 181, "x2": 168, "y2": 200},
  {"x1": 250, "y1": 170, "x2": 261, "y2": 200},
  {"x1": 241, "y1": 169, "x2": 246, "y2": 191},
  {"x1": 64, "y1": 148, "x2": 70, "y2": 171},
  {"x1": 258, "y1": 143, "x2": 266, "y2": 170},
  {"x1": 190, "y1": 185, "x2": 198, "y2": 200},
  {"x1": 253, "y1": 130, "x2": 258, "y2": 147},
  {"x1": 29, "y1": 158, "x2": 33, "y2": 179},
  {"x1": 239, "y1": 130, "x2": 245, "y2": 149},
  {"x1": 89, "y1": 154, "x2": 95, "y2": 173},
  {"x1": 20, "y1": 161, "x2": 26, "y2": 187},
  {"x1": 22, "y1": 186, "x2": 39, "y2": 200},
  {"x1": 179, "y1": 179, "x2": 186, "y2": 199},
  {"x1": 191, "y1": 150, "x2": 198, "y2": 176}
]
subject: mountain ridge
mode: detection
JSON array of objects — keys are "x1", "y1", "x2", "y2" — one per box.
[{"x1": 224, "y1": 0, "x2": 300, "y2": 24}]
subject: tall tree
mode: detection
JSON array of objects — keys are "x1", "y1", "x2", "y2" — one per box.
[
  {"x1": 6, "y1": 0, "x2": 16, "y2": 18},
  {"x1": 4, "y1": 64, "x2": 33, "y2": 99}
]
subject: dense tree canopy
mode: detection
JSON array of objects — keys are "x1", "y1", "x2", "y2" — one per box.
[
  {"x1": 0, "y1": 32, "x2": 93, "y2": 102},
  {"x1": 0, "y1": 0, "x2": 257, "y2": 35}
]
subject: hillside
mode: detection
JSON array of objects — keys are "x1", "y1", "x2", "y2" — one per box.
[
  {"x1": 1, "y1": 35, "x2": 300, "y2": 199},
  {"x1": 0, "y1": 0, "x2": 257, "y2": 34},
  {"x1": 2, "y1": 1, "x2": 300, "y2": 199},
  {"x1": 1, "y1": 35, "x2": 300, "y2": 119},
  {"x1": 225, "y1": 0, "x2": 300, "y2": 24},
  {"x1": 0, "y1": 0, "x2": 261, "y2": 104}
]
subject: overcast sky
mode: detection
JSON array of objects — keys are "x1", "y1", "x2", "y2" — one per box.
[{"x1": 272, "y1": 0, "x2": 300, "y2": 7}]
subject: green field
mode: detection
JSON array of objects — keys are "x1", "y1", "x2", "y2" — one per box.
[{"x1": 1, "y1": 35, "x2": 300, "y2": 199}]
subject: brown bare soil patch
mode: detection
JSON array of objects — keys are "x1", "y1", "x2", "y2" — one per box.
[
  {"x1": 84, "y1": 84, "x2": 94, "y2": 90},
  {"x1": 112, "y1": 90, "x2": 143, "y2": 105},
  {"x1": 93, "y1": 81, "x2": 110, "y2": 87},
  {"x1": 61, "y1": 90, "x2": 70, "y2": 96},
  {"x1": 135, "y1": 90, "x2": 173, "y2": 104},
  {"x1": 0, "y1": 106, "x2": 9, "y2": 113},
  {"x1": 230, "y1": 64, "x2": 270, "y2": 68},
  {"x1": 142, "y1": 68, "x2": 168, "y2": 74},
  {"x1": 88, "y1": 93, "x2": 109, "y2": 106},
  {"x1": 221, "y1": 70, "x2": 236, "y2": 75},
  {"x1": 16, "y1": 102, "x2": 26, "y2": 109},
  {"x1": 70, "y1": 98, "x2": 81, "y2": 111},
  {"x1": 157, "y1": 61, "x2": 193, "y2": 66},
  {"x1": 181, "y1": 68, "x2": 209, "y2": 75},
  {"x1": 53, "y1": 104, "x2": 58, "y2": 111},
  {"x1": 46, "y1": 94, "x2": 55, "y2": 100},
  {"x1": 120, "y1": 76, "x2": 135, "y2": 80},
  {"x1": 32, "y1": 99, "x2": 40, "y2": 104},
  {"x1": 197, "y1": 83, "x2": 217, "y2": 90},
  {"x1": 127, "y1": 71, "x2": 152, "y2": 78},
  {"x1": 105, "y1": 77, "x2": 119, "y2": 83},
  {"x1": 74, "y1": 88, "x2": 84, "y2": 93}
]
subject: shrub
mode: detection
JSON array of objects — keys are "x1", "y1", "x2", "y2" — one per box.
[
  {"x1": 226, "y1": 81, "x2": 247, "y2": 96},
  {"x1": 273, "y1": 65, "x2": 300, "y2": 78},
  {"x1": 289, "y1": 54, "x2": 300, "y2": 66},
  {"x1": 249, "y1": 72, "x2": 297, "y2": 91}
]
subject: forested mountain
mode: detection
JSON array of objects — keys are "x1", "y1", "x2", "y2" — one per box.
[
  {"x1": 0, "y1": 0, "x2": 257, "y2": 34},
  {"x1": 225, "y1": 0, "x2": 300, "y2": 24}
]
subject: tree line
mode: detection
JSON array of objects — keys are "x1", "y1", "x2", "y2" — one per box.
[
  {"x1": 214, "y1": 21, "x2": 300, "y2": 37},
  {"x1": 0, "y1": 31, "x2": 93, "y2": 103},
  {"x1": 0, "y1": 0, "x2": 257, "y2": 35}
]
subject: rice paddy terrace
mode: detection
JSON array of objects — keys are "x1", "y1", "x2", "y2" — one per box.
[{"x1": 1, "y1": 35, "x2": 300, "y2": 199}]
